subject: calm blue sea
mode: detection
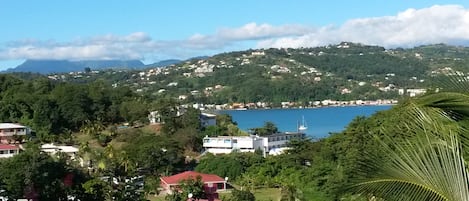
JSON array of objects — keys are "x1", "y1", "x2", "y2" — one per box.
[{"x1": 218, "y1": 105, "x2": 392, "y2": 139}]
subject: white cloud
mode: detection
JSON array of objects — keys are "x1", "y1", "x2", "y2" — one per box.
[
  {"x1": 2, "y1": 5, "x2": 469, "y2": 62},
  {"x1": 257, "y1": 5, "x2": 469, "y2": 48},
  {"x1": 217, "y1": 23, "x2": 314, "y2": 40},
  {"x1": 182, "y1": 22, "x2": 313, "y2": 49},
  {"x1": 0, "y1": 33, "x2": 163, "y2": 61}
]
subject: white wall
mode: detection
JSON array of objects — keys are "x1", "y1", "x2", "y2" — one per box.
[{"x1": 0, "y1": 149, "x2": 19, "y2": 158}]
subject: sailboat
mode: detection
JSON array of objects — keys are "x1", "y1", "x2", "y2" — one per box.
[{"x1": 298, "y1": 116, "x2": 308, "y2": 132}]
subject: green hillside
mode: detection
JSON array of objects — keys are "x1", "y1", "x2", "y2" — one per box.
[{"x1": 39, "y1": 43, "x2": 469, "y2": 105}]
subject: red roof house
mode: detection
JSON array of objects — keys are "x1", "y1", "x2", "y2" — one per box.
[
  {"x1": 160, "y1": 171, "x2": 227, "y2": 200},
  {"x1": 0, "y1": 144, "x2": 20, "y2": 158}
]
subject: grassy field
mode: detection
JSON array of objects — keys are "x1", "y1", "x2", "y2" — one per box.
[
  {"x1": 253, "y1": 188, "x2": 281, "y2": 201},
  {"x1": 148, "y1": 188, "x2": 281, "y2": 201}
]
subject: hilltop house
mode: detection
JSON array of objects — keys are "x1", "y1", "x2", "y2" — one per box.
[
  {"x1": 0, "y1": 123, "x2": 31, "y2": 144},
  {"x1": 203, "y1": 132, "x2": 304, "y2": 156}
]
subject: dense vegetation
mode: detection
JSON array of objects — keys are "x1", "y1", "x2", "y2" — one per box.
[{"x1": 0, "y1": 73, "x2": 243, "y2": 200}]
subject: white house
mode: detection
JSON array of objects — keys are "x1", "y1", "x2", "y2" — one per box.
[
  {"x1": 0, "y1": 144, "x2": 20, "y2": 158},
  {"x1": 41, "y1": 144, "x2": 79, "y2": 160},
  {"x1": 262, "y1": 132, "x2": 304, "y2": 151},
  {"x1": 148, "y1": 111, "x2": 162, "y2": 124},
  {"x1": 251, "y1": 51, "x2": 265, "y2": 56},
  {"x1": 398, "y1": 88, "x2": 427, "y2": 97},
  {"x1": 0, "y1": 123, "x2": 31, "y2": 144},
  {"x1": 203, "y1": 135, "x2": 264, "y2": 154},
  {"x1": 203, "y1": 132, "x2": 304, "y2": 156}
]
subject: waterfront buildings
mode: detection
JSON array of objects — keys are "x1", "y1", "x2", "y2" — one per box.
[{"x1": 202, "y1": 132, "x2": 304, "y2": 156}]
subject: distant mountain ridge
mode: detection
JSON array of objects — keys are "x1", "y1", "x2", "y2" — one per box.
[
  {"x1": 145, "y1": 56, "x2": 209, "y2": 67},
  {"x1": 146, "y1": 59, "x2": 183, "y2": 67},
  {"x1": 4, "y1": 59, "x2": 146, "y2": 74},
  {"x1": 3, "y1": 57, "x2": 204, "y2": 74}
]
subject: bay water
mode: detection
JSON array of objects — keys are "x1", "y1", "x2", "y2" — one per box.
[{"x1": 219, "y1": 105, "x2": 393, "y2": 138}]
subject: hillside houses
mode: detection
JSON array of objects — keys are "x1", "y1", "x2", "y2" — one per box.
[{"x1": 41, "y1": 44, "x2": 442, "y2": 109}]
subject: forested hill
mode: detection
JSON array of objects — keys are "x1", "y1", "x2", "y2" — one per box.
[{"x1": 17, "y1": 43, "x2": 469, "y2": 104}]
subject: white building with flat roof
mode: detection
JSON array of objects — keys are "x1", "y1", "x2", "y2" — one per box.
[
  {"x1": 203, "y1": 135, "x2": 264, "y2": 154},
  {"x1": 203, "y1": 132, "x2": 304, "y2": 156},
  {"x1": 263, "y1": 132, "x2": 304, "y2": 151},
  {"x1": 41, "y1": 143, "x2": 80, "y2": 161}
]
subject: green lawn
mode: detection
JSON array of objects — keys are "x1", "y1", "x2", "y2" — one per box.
[
  {"x1": 215, "y1": 188, "x2": 281, "y2": 201},
  {"x1": 253, "y1": 188, "x2": 281, "y2": 201},
  {"x1": 147, "y1": 195, "x2": 165, "y2": 201},
  {"x1": 147, "y1": 188, "x2": 281, "y2": 201}
]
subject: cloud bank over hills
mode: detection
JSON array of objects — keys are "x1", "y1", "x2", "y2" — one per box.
[
  {"x1": 1, "y1": 5, "x2": 469, "y2": 63},
  {"x1": 257, "y1": 5, "x2": 469, "y2": 48}
]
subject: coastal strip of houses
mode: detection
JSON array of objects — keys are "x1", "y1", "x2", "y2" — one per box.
[{"x1": 202, "y1": 132, "x2": 304, "y2": 156}]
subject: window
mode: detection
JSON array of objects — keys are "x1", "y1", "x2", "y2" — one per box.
[
  {"x1": 224, "y1": 139, "x2": 231, "y2": 143},
  {"x1": 9, "y1": 150, "x2": 15, "y2": 154},
  {"x1": 232, "y1": 139, "x2": 237, "y2": 143},
  {"x1": 0, "y1": 151, "x2": 4, "y2": 154},
  {"x1": 203, "y1": 139, "x2": 210, "y2": 143}
]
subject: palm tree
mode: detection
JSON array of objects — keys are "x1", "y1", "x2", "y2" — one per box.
[
  {"x1": 352, "y1": 90, "x2": 469, "y2": 200},
  {"x1": 80, "y1": 120, "x2": 105, "y2": 137},
  {"x1": 78, "y1": 142, "x2": 92, "y2": 168}
]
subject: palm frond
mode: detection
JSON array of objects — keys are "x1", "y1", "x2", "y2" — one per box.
[
  {"x1": 413, "y1": 92, "x2": 469, "y2": 120},
  {"x1": 432, "y1": 72, "x2": 469, "y2": 94},
  {"x1": 353, "y1": 105, "x2": 469, "y2": 201}
]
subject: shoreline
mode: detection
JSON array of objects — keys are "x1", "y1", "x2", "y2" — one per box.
[
  {"x1": 212, "y1": 103, "x2": 397, "y2": 112},
  {"x1": 215, "y1": 104, "x2": 393, "y2": 138}
]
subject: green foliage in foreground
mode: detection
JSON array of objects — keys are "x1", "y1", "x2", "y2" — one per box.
[{"x1": 351, "y1": 91, "x2": 469, "y2": 200}]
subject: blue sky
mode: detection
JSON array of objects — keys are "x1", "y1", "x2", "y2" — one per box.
[{"x1": 1, "y1": 0, "x2": 469, "y2": 70}]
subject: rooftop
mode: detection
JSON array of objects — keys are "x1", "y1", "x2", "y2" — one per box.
[
  {"x1": 0, "y1": 144, "x2": 19, "y2": 150},
  {"x1": 41, "y1": 144, "x2": 79, "y2": 153},
  {"x1": 0, "y1": 123, "x2": 26, "y2": 129},
  {"x1": 201, "y1": 113, "x2": 217, "y2": 118},
  {"x1": 161, "y1": 171, "x2": 225, "y2": 185}
]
